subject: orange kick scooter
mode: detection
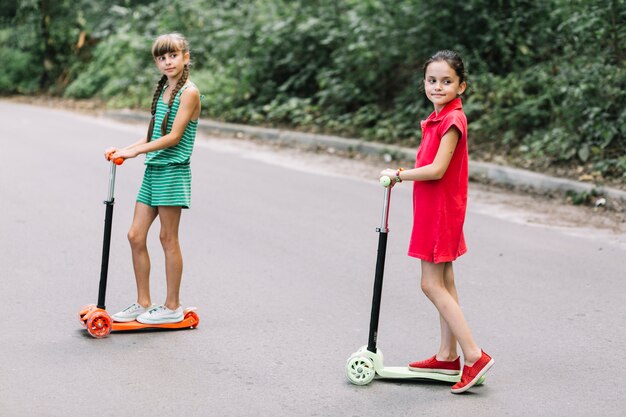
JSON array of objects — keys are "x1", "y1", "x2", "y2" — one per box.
[{"x1": 79, "y1": 156, "x2": 200, "y2": 338}]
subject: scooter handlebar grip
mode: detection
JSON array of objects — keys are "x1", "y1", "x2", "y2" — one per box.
[
  {"x1": 379, "y1": 176, "x2": 392, "y2": 188},
  {"x1": 106, "y1": 151, "x2": 124, "y2": 165}
]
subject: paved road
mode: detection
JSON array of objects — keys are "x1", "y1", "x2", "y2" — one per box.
[{"x1": 1, "y1": 100, "x2": 625, "y2": 417}]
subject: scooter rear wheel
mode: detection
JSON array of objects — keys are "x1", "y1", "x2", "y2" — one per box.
[
  {"x1": 86, "y1": 310, "x2": 112, "y2": 339},
  {"x1": 346, "y1": 356, "x2": 375, "y2": 385},
  {"x1": 184, "y1": 309, "x2": 200, "y2": 328}
]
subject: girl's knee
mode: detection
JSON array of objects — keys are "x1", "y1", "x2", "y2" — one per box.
[
  {"x1": 420, "y1": 261, "x2": 447, "y2": 298},
  {"x1": 442, "y1": 263, "x2": 455, "y2": 286},
  {"x1": 159, "y1": 232, "x2": 179, "y2": 251},
  {"x1": 420, "y1": 278, "x2": 445, "y2": 300},
  {"x1": 420, "y1": 279, "x2": 433, "y2": 298},
  {"x1": 127, "y1": 229, "x2": 147, "y2": 249}
]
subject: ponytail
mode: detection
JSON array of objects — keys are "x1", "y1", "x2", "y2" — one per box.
[{"x1": 146, "y1": 75, "x2": 168, "y2": 140}]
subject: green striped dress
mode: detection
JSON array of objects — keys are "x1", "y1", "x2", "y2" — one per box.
[{"x1": 137, "y1": 82, "x2": 198, "y2": 209}]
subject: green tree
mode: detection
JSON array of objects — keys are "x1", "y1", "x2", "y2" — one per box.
[{"x1": 2, "y1": 0, "x2": 625, "y2": 179}]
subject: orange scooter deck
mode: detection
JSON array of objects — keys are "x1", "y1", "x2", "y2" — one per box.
[
  {"x1": 111, "y1": 314, "x2": 199, "y2": 331},
  {"x1": 79, "y1": 304, "x2": 199, "y2": 338}
]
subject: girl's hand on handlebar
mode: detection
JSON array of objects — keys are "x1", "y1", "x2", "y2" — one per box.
[
  {"x1": 380, "y1": 169, "x2": 397, "y2": 186},
  {"x1": 109, "y1": 148, "x2": 138, "y2": 161},
  {"x1": 104, "y1": 147, "x2": 117, "y2": 161}
]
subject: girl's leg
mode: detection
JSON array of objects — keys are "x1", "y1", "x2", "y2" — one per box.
[
  {"x1": 421, "y1": 260, "x2": 482, "y2": 365},
  {"x1": 157, "y1": 206, "x2": 183, "y2": 310},
  {"x1": 128, "y1": 202, "x2": 159, "y2": 307},
  {"x1": 437, "y1": 262, "x2": 460, "y2": 360}
]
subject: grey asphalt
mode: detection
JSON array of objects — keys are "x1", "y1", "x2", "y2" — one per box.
[{"x1": 1, "y1": 100, "x2": 625, "y2": 417}]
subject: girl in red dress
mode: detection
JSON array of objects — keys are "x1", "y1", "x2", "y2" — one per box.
[{"x1": 380, "y1": 50, "x2": 494, "y2": 394}]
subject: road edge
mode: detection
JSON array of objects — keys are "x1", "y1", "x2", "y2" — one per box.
[{"x1": 105, "y1": 109, "x2": 626, "y2": 206}]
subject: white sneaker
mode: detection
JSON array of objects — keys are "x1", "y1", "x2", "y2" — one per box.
[
  {"x1": 111, "y1": 303, "x2": 152, "y2": 322},
  {"x1": 136, "y1": 305, "x2": 184, "y2": 324}
]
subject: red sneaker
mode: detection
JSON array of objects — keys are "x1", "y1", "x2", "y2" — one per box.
[
  {"x1": 408, "y1": 355, "x2": 461, "y2": 375},
  {"x1": 451, "y1": 350, "x2": 494, "y2": 394}
]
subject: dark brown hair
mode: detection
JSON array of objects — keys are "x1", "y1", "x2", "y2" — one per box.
[
  {"x1": 146, "y1": 33, "x2": 190, "y2": 140},
  {"x1": 423, "y1": 50, "x2": 467, "y2": 84}
]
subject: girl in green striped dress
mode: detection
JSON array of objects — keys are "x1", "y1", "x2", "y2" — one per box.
[{"x1": 105, "y1": 33, "x2": 201, "y2": 324}]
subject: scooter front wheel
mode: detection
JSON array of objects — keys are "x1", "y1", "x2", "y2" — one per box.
[
  {"x1": 346, "y1": 356, "x2": 375, "y2": 385},
  {"x1": 86, "y1": 310, "x2": 112, "y2": 338}
]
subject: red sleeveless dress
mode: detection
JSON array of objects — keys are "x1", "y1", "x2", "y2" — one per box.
[{"x1": 408, "y1": 98, "x2": 468, "y2": 263}]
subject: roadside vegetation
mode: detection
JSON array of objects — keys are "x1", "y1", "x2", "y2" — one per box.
[{"x1": 1, "y1": 0, "x2": 625, "y2": 184}]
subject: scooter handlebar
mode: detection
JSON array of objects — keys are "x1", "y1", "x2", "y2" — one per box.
[
  {"x1": 379, "y1": 176, "x2": 392, "y2": 188},
  {"x1": 105, "y1": 151, "x2": 124, "y2": 165}
]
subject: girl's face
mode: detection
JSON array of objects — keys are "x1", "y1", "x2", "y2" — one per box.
[
  {"x1": 154, "y1": 49, "x2": 189, "y2": 80},
  {"x1": 424, "y1": 60, "x2": 466, "y2": 113}
]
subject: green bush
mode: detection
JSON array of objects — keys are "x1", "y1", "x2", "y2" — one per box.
[
  {"x1": 2, "y1": 0, "x2": 626, "y2": 179},
  {"x1": 0, "y1": 47, "x2": 41, "y2": 94},
  {"x1": 64, "y1": 33, "x2": 154, "y2": 106}
]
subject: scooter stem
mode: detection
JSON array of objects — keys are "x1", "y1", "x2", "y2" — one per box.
[
  {"x1": 367, "y1": 185, "x2": 392, "y2": 353},
  {"x1": 379, "y1": 187, "x2": 391, "y2": 233},
  {"x1": 97, "y1": 162, "x2": 117, "y2": 309},
  {"x1": 107, "y1": 162, "x2": 117, "y2": 203}
]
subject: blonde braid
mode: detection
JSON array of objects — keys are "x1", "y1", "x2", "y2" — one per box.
[
  {"x1": 160, "y1": 65, "x2": 190, "y2": 136},
  {"x1": 146, "y1": 75, "x2": 168, "y2": 140}
]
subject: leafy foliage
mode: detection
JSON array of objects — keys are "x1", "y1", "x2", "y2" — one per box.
[{"x1": 1, "y1": 0, "x2": 625, "y2": 179}]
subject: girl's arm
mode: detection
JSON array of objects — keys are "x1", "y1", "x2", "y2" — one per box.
[
  {"x1": 381, "y1": 126, "x2": 461, "y2": 183},
  {"x1": 104, "y1": 138, "x2": 146, "y2": 160},
  {"x1": 111, "y1": 86, "x2": 200, "y2": 160},
  {"x1": 125, "y1": 137, "x2": 150, "y2": 151}
]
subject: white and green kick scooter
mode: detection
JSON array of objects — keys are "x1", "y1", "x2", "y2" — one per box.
[{"x1": 345, "y1": 176, "x2": 484, "y2": 386}]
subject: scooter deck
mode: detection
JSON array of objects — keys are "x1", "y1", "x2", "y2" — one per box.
[
  {"x1": 377, "y1": 366, "x2": 461, "y2": 383},
  {"x1": 112, "y1": 315, "x2": 199, "y2": 331},
  {"x1": 79, "y1": 304, "x2": 199, "y2": 338},
  {"x1": 377, "y1": 366, "x2": 485, "y2": 384}
]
